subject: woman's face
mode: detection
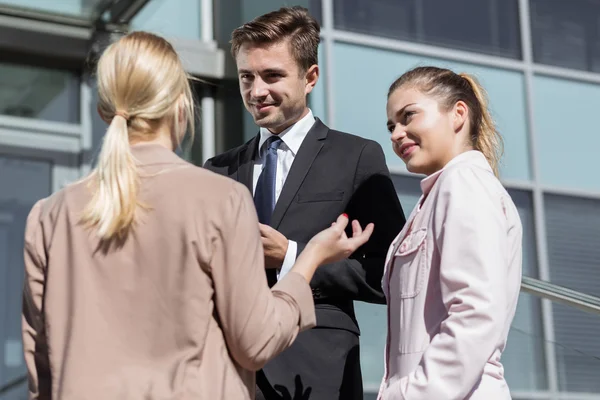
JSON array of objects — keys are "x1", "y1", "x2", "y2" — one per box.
[{"x1": 386, "y1": 86, "x2": 468, "y2": 176}]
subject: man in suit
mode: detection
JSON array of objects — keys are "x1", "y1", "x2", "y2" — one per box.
[{"x1": 204, "y1": 6, "x2": 405, "y2": 400}]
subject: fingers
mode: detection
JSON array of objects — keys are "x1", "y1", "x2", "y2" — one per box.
[
  {"x1": 335, "y1": 213, "x2": 349, "y2": 229},
  {"x1": 347, "y1": 222, "x2": 374, "y2": 249},
  {"x1": 352, "y1": 219, "x2": 362, "y2": 237},
  {"x1": 258, "y1": 223, "x2": 269, "y2": 235}
]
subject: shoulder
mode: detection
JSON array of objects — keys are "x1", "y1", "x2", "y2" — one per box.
[
  {"x1": 321, "y1": 125, "x2": 386, "y2": 165},
  {"x1": 434, "y1": 160, "x2": 514, "y2": 224},
  {"x1": 204, "y1": 138, "x2": 254, "y2": 169},
  {"x1": 325, "y1": 126, "x2": 381, "y2": 151},
  {"x1": 437, "y1": 161, "x2": 501, "y2": 198}
]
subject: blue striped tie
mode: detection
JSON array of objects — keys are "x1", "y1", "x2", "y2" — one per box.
[{"x1": 254, "y1": 136, "x2": 283, "y2": 225}]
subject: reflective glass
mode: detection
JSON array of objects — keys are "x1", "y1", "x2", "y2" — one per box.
[
  {"x1": 530, "y1": 0, "x2": 600, "y2": 73},
  {"x1": 0, "y1": 0, "x2": 103, "y2": 18},
  {"x1": 0, "y1": 62, "x2": 80, "y2": 123},
  {"x1": 333, "y1": 0, "x2": 521, "y2": 59}
]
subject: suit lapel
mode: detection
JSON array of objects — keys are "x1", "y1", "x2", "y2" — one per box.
[
  {"x1": 236, "y1": 134, "x2": 259, "y2": 193},
  {"x1": 271, "y1": 119, "x2": 328, "y2": 229}
]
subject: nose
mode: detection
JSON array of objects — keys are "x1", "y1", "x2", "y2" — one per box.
[
  {"x1": 251, "y1": 77, "x2": 269, "y2": 99},
  {"x1": 390, "y1": 123, "x2": 406, "y2": 142}
]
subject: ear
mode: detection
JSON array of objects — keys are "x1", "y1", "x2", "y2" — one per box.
[
  {"x1": 97, "y1": 106, "x2": 111, "y2": 124},
  {"x1": 304, "y1": 64, "x2": 319, "y2": 95},
  {"x1": 452, "y1": 100, "x2": 469, "y2": 134}
]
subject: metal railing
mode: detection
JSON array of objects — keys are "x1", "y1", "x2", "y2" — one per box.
[{"x1": 521, "y1": 275, "x2": 600, "y2": 315}]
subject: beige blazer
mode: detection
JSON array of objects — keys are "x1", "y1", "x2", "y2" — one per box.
[
  {"x1": 378, "y1": 151, "x2": 523, "y2": 400},
  {"x1": 22, "y1": 143, "x2": 316, "y2": 400}
]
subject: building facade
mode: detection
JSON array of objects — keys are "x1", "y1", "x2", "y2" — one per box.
[{"x1": 0, "y1": 0, "x2": 599, "y2": 399}]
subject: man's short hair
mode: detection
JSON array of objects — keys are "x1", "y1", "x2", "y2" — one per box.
[{"x1": 231, "y1": 6, "x2": 320, "y2": 72}]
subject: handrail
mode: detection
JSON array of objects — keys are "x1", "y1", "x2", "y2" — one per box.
[{"x1": 522, "y1": 275, "x2": 600, "y2": 315}]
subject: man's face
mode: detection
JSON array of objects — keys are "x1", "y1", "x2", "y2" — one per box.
[{"x1": 236, "y1": 40, "x2": 318, "y2": 134}]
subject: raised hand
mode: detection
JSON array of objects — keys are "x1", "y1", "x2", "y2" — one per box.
[{"x1": 306, "y1": 214, "x2": 374, "y2": 265}]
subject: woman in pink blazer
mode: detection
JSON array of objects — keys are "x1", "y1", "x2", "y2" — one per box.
[
  {"x1": 378, "y1": 66, "x2": 522, "y2": 400},
  {"x1": 21, "y1": 31, "x2": 373, "y2": 400}
]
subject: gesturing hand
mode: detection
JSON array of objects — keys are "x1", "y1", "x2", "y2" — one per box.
[{"x1": 306, "y1": 214, "x2": 374, "y2": 265}]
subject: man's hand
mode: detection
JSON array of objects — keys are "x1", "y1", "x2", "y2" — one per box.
[{"x1": 259, "y1": 223, "x2": 289, "y2": 269}]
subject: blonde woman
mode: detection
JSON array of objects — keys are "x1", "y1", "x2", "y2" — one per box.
[
  {"x1": 379, "y1": 66, "x2": 522, "y2": 399},
  {"x1": 21, "y1": 31, "x2": 373, "y2": 400}
]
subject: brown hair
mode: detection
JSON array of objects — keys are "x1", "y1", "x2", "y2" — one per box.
[
  {"x1": 81, "y1": 31, "x2": 195, "y2": 242},
  {"x1": 230, "y1": 6, "x2": 320, "y2": 72},
  {"x1": 388, "y1": 66, "x2": 503, "y2": 176}
]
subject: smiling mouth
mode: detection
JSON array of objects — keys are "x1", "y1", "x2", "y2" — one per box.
[
  {"x1": 400, "y1": 143, "x2": 417, "y2": 157},
  {"x1": 254, "y1": 103, "x2": 275, "y2": 108}
]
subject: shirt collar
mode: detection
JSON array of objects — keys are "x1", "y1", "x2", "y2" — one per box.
[
  {"x1": 257, "y1": 109, "x2": 315, "y2": 157},
  {"x1": 420, "y1": 150, "x2": 492, "y2": 195}
]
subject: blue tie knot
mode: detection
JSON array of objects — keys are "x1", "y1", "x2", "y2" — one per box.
[{"x1": 265, "y1": 136, "x2": 283, "y2": 152}]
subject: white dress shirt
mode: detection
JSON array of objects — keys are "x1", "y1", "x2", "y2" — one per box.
[{"x1": 253, "y1": 109, "x2": 316, "y2": 280}]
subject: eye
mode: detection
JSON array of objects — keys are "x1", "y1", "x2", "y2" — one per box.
[
  {"x1": 402, "y1": 110, "x2": 416, "y2": 124},
  {"x1": 265, "y1": 72, "x2": 283, "y2": 82},
  {"x1": 240, "y1": 74, "x2": 253, "y2": 82},
  {"x1": 387, "y1": 124, "x2": 395, "y2": 134}
]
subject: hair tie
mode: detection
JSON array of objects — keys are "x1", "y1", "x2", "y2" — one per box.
[{"x1": 114, "y1": 110, "x2": 130, "y2": 121}]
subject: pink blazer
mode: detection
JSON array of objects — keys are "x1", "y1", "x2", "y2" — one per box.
[{"x1": 378, "y1": 151, "x2": 522, "y2": 400}]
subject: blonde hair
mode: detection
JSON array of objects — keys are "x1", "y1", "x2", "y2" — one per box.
[
  {"x1": 388, "y1": 66, "x2": 503, "y2": 176},
  {"x1": 81, "y1": 31, "x2": 195, "y2": 241}
]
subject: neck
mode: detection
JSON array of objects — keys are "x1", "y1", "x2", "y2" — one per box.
[
  {"x1": 268, "y1": 108, "x2": 310, "y2": 134},
  {"x1": 129, "y1": 124, "x2": 177, "y2": 151}
]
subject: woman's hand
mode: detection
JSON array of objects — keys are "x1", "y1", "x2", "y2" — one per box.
[{"x1": 306, "y1": 214, "x2": 374, "y2": 265}]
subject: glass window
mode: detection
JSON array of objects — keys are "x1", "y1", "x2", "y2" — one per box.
[
  {"x1": 530, "y1": 0, "x2": 600, "y2": 73},
  {"x1": 0, "y1": 154, "x2": 52, "y2": 400},
  {"x1": 553, "y1": 303, "x2": 600, "y2": 393},
  {"x1": 0, "y1": 0, "x2": 102, "y2": 18},
  {"x1": 503, "y1": 293, "x2": 548, "y2": 391},
  {"x1": 331, "y1": 43, "x2": 531, "y2": 181},
  {"x1": 545, "y1": 194, "x2": 600, "y2": 298},
  {"x1": 533, "y1": 76, "x2": 600, "y2": 191},
  {"x1": 0, "y1": 63, "x2": 80, "y2": 123},
  {"x1": 239, "y1": 0, "x2": 321, "y2": 22},
  {"x1": 131, "y1": 0, "x2": 202, "y2": 40},
  {"x1": 502, "y1": 190, "x2": 547, "y2": 390},
  {"x1": 545, "y1": 193, "x2": 600, "y2": 389},
  {"x1": 333, "y1": 0, "x2": 521, "y2": 59},
  {"x1": 309, "y1": 45, "x2": 327, "y2": 124}
]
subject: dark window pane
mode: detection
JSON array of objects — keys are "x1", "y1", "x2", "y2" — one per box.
[
  {"x1": 545, "y1": 194, "x2": 600, "y2": 298},
  {"x1": 333, "y1": 0, "x2": 521, "y2": 59},
  {"x1": 309, "y1": 0, "x2": 322, "y2": 26},
  {"x1": 553, "y1": 303, "x2": 600, "y2": 392},
  {"x1": 544, "y1": 193, "x2": 600, "y2": 391},
  {"x1": 0, "y1": 62, "x2": 80, "y2": 123},
  {"x1": 530, "y1": 0, "x2": 600, "y2": 73}
]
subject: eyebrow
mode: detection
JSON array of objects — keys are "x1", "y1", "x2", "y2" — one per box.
[
  {"x1": 386, "y1": 102, "x2": 417, "y2": 126},
  {"x1": 238, "y1": 68, "x2": 286, "y2": 75}
]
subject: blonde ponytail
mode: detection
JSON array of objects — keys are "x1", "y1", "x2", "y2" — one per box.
[
  {"x1": 81, "y1": 113, "x2": 139, "y2": 240},
  {"x1": 80, "y1": 31, "x2": 195, "y2": 243},
  {"x1": 459, "y1": 73, "x2": 504, "y2": 177}
]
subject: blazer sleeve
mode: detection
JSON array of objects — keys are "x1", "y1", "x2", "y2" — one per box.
[
  {"x1": 383, "y1": 168, "x2": 513, "y2": 400},
  {"x1": 21, "y1": 199, "x2": 51, "y2": 400},
  {"x1": 297, "y1": 140, "x2": 406, "y2": 304},
  {"x1": 208, "y1": 182, "x2": 316, "y2": 371}
]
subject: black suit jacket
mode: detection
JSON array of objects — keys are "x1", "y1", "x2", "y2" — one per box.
[{"x1": 204, "y1": 119, "x2": 405, "y2": 400}]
